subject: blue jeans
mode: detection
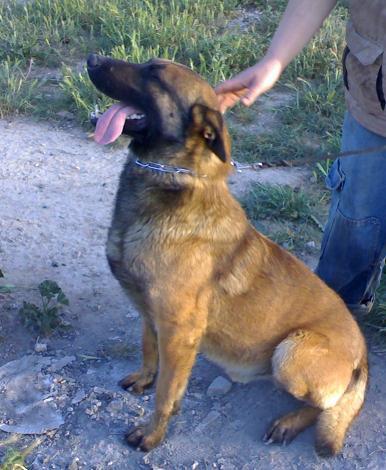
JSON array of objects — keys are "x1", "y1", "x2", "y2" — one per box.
[{"x1": 315, "y1": 112, "x2": 386, "y2": 312}]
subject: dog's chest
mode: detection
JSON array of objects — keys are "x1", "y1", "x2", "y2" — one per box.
[{"x1": 107, "y1": 222, "x2": 163, "y2": 286}]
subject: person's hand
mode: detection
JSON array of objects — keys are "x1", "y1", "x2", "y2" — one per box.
[{"x1": 215, "y1": 56, "x2": 283, "y2": 113}]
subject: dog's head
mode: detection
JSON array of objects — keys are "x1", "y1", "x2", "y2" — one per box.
[{"x1": 87, "y1": 54, "x2": 231, "y2": 177}]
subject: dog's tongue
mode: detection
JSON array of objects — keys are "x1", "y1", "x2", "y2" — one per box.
[{"x1": 94, "y1": 102, "x2": 139, "y2": 145}]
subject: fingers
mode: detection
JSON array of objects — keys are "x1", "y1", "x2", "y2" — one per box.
[
  {"x1": 215, "y1": 72, "x2": 251, "y2": 113},
  {"x1": 217, "y1": 90, "x2": 246, "y2": 114},
  {"x1": 240, "y1": 81, "x2": 264, "y2": 107},
  {"x1": 215, "y1": 58, "x2": 283, "y2": 113},
  {"x1": 214, "y1": 76, "x2": 247, "y2": 94}
]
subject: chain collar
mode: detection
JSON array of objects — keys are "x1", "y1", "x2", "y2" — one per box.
[
  {"x1": 133, "y1": 159, "x2": 255, "y2": 178},
  {"x1": 134, "y1": 158, "x2": 207, "y2": 178}
]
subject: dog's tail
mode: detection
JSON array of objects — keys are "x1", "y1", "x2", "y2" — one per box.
[{"x1": 315, "y1": 354, "x2": 368, "y2": 457}]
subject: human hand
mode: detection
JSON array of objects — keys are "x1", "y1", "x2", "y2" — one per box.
[{"x1": 215, "y1": 56, "x2": 283, "y2": 113}]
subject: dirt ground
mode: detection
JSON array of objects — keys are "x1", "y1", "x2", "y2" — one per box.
[{"x1": 1, "y1": 117, "x2": 386, "y2": 469}]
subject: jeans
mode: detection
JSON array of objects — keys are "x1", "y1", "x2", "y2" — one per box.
[{"x1": 315, "y1": 112, "x2": 386, "y2": 313}]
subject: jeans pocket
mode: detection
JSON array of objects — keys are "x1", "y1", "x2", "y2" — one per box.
[{"x1": 318, "y1": 208, "x2": 381, "y2": 303}]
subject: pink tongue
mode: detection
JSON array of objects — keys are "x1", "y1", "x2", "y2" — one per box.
[{"x1": 94, "y1": 102, "x2": 140, "y2": 145}]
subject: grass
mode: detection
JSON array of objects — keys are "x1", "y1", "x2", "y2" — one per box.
[
  {"x1": 0, "y1": 449, "x2": 27, "y2": 470},
  {"x1": 241, "y1": 183, "x2": 316, "y2": 222},
  {"x1": 241, "y1": 182, "x2": 328, "y2": 253},
  {"x1": 0, "y1": 0, "x2": 346, "y2": 133},
  {"x1": 0, "y1": 437, "x2": 44, "y2": 470},
  {"x1": 365, "y1": 274, "x2": 386, "y2": 340},
  {"x1": 0, "y1": 59, "x2": 41, "y2": 118},
  {"x1": 1, "y1": 0, "x2": 264, "y2": 122}
]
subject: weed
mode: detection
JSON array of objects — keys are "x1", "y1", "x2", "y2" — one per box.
[
  {"x1": 240, "y1": 182, "x2": 328, "y2": 254},
  {"x1": 0, "y1": 449, "x2": 27, "y2": 470},
  {"x1": 19, "y1": 280, "x2": 69, "y2": 335},
  {"x1": 241, "y1": 183, "x2": 316, "y2": 222},
  {"x1": 313, "y1": 158, "x2": 333, "y2": 183},
  {"x1": 0, "y1": 437, "x2": 44, "y2": 470},
  {"x1": 268, "y1": 222, "x2": 320, "y2": 253},
  {"x1": 0, "y1": 58, "x2": 41, "y2": 118}
]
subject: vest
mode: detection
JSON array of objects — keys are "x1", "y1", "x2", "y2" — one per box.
[{"x1": 344, "y1": 0, "x2": 386, "y2": 136}]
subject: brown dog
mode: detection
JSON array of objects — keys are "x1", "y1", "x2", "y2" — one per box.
[{"x1": 87, "y1": 54, "x2": 368, "y2": 457}]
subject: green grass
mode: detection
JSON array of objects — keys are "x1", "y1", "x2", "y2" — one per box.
[
  {"x1": 0, "y1": 0, "x2": 347, "y2": 136},
  {"x1": 240, "y1": 182, "x2": 328, "y2": 253},
  {"x1": 241, "y1": 183, "x2": 316, "y2": 222},
  {"x1": 0, "y1": 449, "x2": 27, "y2": 470},
  {"x1": 0, "y1": 58, "x2": 41, "y2": 118},
  {"x1": 228, "y1": 1, "x2": 347, "y2": 165},
  {"x1": 0, "y1": 437, "x2": 43, "y2": 470}
]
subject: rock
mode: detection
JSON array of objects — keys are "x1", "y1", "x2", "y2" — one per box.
[
  {"x1": 68, "y1": 457, "x2": 80, "y2": 470},
  {"x1": 34, "y1": 342, "x2": 48, "y2": 353},
  {"x1": 71, "y1": 389, "x2": 87, "y2": 405},
  {"x1": 49, "y1": 356, "x2": 76, "y2": 372},
  {"x1": 0, "y1": 355, "x2": 64, "y2": 434},
  {"x1": 305, "y1": 240, "x2": 316, "y2": 249},
  {"x1": 217, "y1": 459, "x2": 236, "y2": 470},
  {"x1": 207, "y1": 376, "x2": 232, "y2": 398}
]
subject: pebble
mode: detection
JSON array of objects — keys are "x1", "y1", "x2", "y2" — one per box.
[
  {"x1": 207, "y1": 376, "x2": 232, "y2": 398},
  {"x1": 34, "y1": 342, "x2": 48, "y2": 353},
  {"x1": 72, "y1": 389, "x2": 87, "y2": 405}
]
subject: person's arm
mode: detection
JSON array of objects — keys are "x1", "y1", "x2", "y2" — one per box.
[{"x1": 215, "y1": 0, "x2": 338, "y2": 112}]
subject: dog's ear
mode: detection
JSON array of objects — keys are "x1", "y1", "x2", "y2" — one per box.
[{"x1": 189, "y1": 103, "x2": 230, "y2": 162}]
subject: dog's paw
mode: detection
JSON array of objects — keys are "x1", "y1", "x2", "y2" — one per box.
[
  {"x1": 119, "y1": 371, "x2": 155, "y2": 394},
  {"x1": 263, "y1": 417, "x2": 299, "y2": 446},
  {"x1": 125, "y1": 425, "x2": 164, "y2": 452}
]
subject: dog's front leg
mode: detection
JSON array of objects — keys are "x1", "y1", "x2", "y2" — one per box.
[
  {"x1": 126, "y1": 322, "x2": 203, "y2": 451},
  {"x1": 120, "y1": 319, "x2": 158, "y2": 393}
]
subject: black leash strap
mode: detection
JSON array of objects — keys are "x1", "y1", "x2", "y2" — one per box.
[{"x1": 257, "y1": 143, "x2": 386, "y2": 170}]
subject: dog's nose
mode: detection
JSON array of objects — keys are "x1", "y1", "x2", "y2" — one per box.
[{"x1": 87, "y1": 53, "x2": 102, "y2": 69}]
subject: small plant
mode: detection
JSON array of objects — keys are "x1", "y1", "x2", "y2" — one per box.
[
  {"x1": 0, "y1": 58, "x2": 40, "y2": 118},
  {"x1": 0, "y1": 449, "x2": 27, "y2": 470},
  {"x1": 0, "y1": 437, "x2": 44, "y2": 470},
  {"x1": 313, "y1": 158, "x2": 333, "y2": 183},
  {"x1": 19, "y1": 280, "x2": 69, "y2": 335}
]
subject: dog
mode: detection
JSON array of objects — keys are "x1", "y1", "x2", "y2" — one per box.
[{"x1": 87, "y1": 54, "x2": 368, "y2": 457}]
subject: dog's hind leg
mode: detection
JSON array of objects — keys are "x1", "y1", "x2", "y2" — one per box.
[
  {"x1": 271, "y1": 329, "x2": 367, "y2": 456},
  {"x1": 264, "y1": 406, "x2": 321, "y2": 445},
  {"x1": 120, "y1": 319, "x2": 158, "y2": 393}
]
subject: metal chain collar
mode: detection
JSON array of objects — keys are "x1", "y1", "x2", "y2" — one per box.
[
  {"x1": 133, "y1": 144, "x2": 386, "y2": 177},
  {"x1": 134, "y1": 159, "x2": 265, "y2": 177},
  {"x1": 134, "y1": 158, "x2": 205, "y2": 177}
]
